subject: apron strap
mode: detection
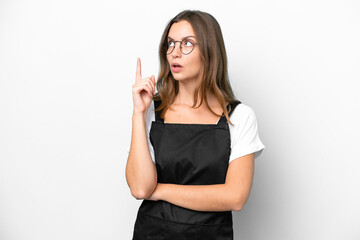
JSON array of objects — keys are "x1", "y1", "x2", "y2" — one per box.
[
  {"x1": 217, "y1": 100, "x2": 242, "y2": 124},
  {"x1": 153, "y1": 100, "x2": 164, "y2": 123}
]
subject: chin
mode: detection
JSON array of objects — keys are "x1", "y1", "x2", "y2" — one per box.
[
  {"x1": 172, "y1": 76, "x2": 186, "y2": 82},
  {"x1": 171, "y1": 73, "x2": 183, "y2": 80},
  {"x1": 171, "y1": 73, "x2": 198, "y2": 83}
]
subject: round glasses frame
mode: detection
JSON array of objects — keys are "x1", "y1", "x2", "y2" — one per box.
[{"x1": 166, "y1": 39, "x2": 199, "y2": 55}]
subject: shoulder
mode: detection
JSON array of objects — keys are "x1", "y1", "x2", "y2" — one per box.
[
  {"x1": 228, "y1": 103, "x2": 265, "y2": 162},
  {"x1": 229, "y1": 103, "x2": 257, "y2": 126}
]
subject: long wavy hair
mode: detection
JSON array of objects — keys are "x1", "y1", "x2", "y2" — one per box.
[{"x1": 153, "y1": 10, "x2": 239, "y2": 125}]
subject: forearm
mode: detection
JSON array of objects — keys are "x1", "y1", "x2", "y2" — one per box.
[
  {"x1": 149, "y1": 155, "x2": 254, "y2": 212},
  {"x1": 155, "y1": 183, "x2": 243, "y2": 212},
  {"x1": 125, "y1": 113, "x2": 157, "y2": 199}
]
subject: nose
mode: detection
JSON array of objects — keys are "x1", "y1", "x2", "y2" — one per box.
[{"x1": 171, "y1": 41, "x2": 182, "y2": 57}]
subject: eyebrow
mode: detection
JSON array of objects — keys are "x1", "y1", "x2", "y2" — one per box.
[{"x1": 167, "y1": 35, "x2": 196, "y2": 40}]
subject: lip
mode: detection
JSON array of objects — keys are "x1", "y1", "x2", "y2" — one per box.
[{"x1": 171, "y1": 63, "x2": 183, "y2": 73}]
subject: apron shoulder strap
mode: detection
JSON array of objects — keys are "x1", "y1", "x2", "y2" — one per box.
[
  {"x1": 217, "y1": 100, "x2": 242, "y2": 124},
  {"x1": 153, "y1": 100, "x2": 164, "y2": 123}
]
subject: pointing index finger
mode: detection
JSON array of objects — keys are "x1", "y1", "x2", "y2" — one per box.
[{"x1": 136, "y1": 57, "x2": 142, "y2": 82}]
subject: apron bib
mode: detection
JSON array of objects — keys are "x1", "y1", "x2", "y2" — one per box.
[{"x1": 133, "y1": 100, "x2": 241, "y2": 240}]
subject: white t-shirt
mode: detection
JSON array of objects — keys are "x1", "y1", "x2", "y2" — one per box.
[{"x1": 129, "y1": 101, "x2": 265, "y2": 164}]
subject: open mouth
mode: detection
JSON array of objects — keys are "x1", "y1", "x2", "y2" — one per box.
[{"x1": 171, "y1": 63, "x2": 183, "y2": 72}]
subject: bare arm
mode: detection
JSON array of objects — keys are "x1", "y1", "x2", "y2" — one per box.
[
  {"x1": 125, "y1": 58, "x2": 157, "y2": 200},
  {"x1": 147, "y1": 153, "x2": 254, "y2": 211}
]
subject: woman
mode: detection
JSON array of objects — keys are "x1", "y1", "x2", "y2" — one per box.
[{"x1": 126, "y1": 10, "x2": 265, "y2": 240}]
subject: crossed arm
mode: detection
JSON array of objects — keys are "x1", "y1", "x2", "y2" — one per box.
[
  {"x1": 145, "y1": 153, "x2": 254, "y2": 212},
  {"x1": 126, "y1": 114, "x2": 255, "y2": 212}
]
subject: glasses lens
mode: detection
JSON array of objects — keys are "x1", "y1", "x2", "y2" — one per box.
[
  {"x1": 166, "y1": 44, "x2": 174, "y2": 55},
  {"x1": 166, "y1": 40, "x2": 195, "y2": 55},
  {"x1": 181, "y1": 40, "x2": 194, "y2": 54}
]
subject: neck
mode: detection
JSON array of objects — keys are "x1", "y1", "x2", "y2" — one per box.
[
  {"x1": 175, "y1": 80, "x2": 198, "y2": 106},
  {"x1": 175, "y1": 80, "x2": 217, "y2": 108}
]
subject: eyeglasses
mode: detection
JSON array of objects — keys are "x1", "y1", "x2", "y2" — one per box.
[{"x1": 166, "y1": 39, "x2": 199, "y2": 55}]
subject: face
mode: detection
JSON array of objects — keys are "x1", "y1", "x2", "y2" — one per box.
[{"x1": 166, "y1": 20, "x2": 203, "y2": 83}]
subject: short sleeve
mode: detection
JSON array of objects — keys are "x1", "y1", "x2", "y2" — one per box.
[
  {"x1": 126, "y1": 102, "x2": 156, "y2": 163},
  {"x1": 228, "y1": 104, "x2": 265, "y2": 163},
  {"x1": 146, "y1": 102, "x2": 156, "y2": 163}
]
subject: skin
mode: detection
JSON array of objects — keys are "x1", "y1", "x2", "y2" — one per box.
[
  {"x1": 125, "y1": 20, "x2": 255, "y2": 211},
  {"x1": 125, "y1": 57, "x2": 157, "y2": 200},
  {"x1": 165, "y1": 20, "x2": 226, "y2": 123}
]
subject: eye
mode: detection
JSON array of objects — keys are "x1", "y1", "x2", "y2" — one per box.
[
  {"x1": 168, "y1": 41, "x2": 175, "y2": 47},
  {"x1": 184, "y1": 40, "x2": 194, "y2": 46}
]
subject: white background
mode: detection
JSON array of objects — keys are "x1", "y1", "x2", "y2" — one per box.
[{"x1": 1, "y1": 0, "x2": 359, "y2": 239}]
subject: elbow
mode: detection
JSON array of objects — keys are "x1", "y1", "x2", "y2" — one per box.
[
  {"x1": 130, "y1": 185, "x2": 156, "y2": 200},
  {"x1": 230, "y1": 195, "x2": 246, "y2": 212},
  {"x1": 125, "y1": 164, "x2": 157, "y2": 200},
  {"x1": 231, "y1": 202, "x2": 244, "y2": 212},
  {"x1": 131, "y1": 190, "x2": 149, "y2": 200}
]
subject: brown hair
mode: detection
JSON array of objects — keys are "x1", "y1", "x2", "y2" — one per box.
[{"x1": 153, "y1": 10, "x2": 239, "y2": 125}]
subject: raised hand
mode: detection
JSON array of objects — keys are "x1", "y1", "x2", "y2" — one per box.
[{"x1": 132, "y1": 58, "x2": 156, "y2": 115}]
